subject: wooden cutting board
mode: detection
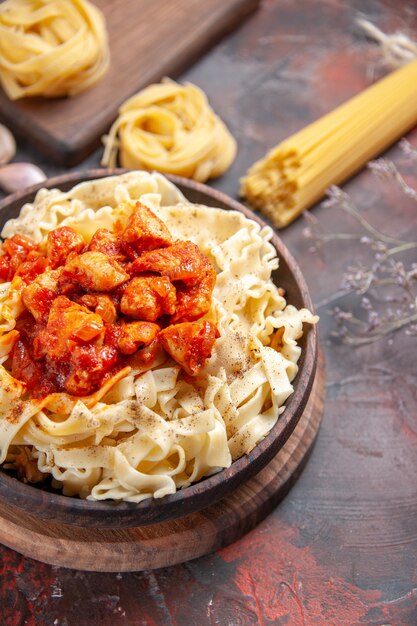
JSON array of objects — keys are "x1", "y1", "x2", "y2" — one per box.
[{"x1": 0, "y1": 0, "x2": 259, "y2": 166}]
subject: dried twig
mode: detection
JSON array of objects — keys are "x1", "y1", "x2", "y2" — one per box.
[{"x1": 303, "y1": 151, "x2": 417, "y2": 345}]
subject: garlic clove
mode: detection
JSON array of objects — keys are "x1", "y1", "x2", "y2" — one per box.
[
  {"x1": 0, "y1": 162, "x2": 47, "y2": 193},
  {"x1": 0, "y1": 124, "x2": 16, "y2": 165}
]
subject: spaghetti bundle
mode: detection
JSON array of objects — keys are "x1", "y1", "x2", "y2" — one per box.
[
  {"x1": 241, "y1": 58, "x2": 417, "y2": 228},
  {"x1": 0, "y1": 0, "x2": 110, "y2": 100},
  {"x1": 102, "y1": 79, "x2": 237, "y2": 183}
]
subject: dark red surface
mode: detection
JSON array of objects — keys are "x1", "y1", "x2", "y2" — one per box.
[{"x1": 2, "y1": 0, "x2": 417, "y2": 624}]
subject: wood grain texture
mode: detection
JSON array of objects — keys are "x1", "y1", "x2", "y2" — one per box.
[
  {"x1": 0, "y1": 171, "x2": 317, "y2": 528},
  {"x1": 0, "y1": 353, "x2": 324, "y2": 571},
  {"x1": 0, "y1": 0, "x2": 259, "y2": 166}
]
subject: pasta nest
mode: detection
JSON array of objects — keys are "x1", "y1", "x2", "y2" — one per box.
[
  {"x1": 0, "y1": 0, "x2": 110, "y2": 100},
  {"x1": 102, "y1": 79, "x2": 237, "y2": 183}
]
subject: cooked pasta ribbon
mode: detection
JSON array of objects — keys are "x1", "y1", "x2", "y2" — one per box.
[
  {"x1": 0, "y1": 0, "x2": 110, "y2": 99},
  {"x1": 0, "y1": 172, "x2": 317, "y2": 502},
  {"x1": 101, "y1": 79, "x2": 237, "y2": 182}
]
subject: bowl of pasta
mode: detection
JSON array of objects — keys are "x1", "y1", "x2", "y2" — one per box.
[{"x1": 0, "y1": 169, "x2": 318, "y2": 528}]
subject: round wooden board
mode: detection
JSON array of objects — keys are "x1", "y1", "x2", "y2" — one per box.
[{"x1": 0, "y1": 353, "x2": 325, "y2": 572}]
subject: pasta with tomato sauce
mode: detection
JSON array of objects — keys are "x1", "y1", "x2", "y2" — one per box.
[{"x1": 0, "y1": 172, "x2": 317, "y2": 502}]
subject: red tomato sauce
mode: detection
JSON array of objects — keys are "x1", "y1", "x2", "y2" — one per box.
[{"x1": 1, "y1": 202, "x2": 218, "y2": 398}]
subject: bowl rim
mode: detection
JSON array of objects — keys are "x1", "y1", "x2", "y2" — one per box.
[{"x1": 0, "y1": 169, "x2": 318, "y2": 527}]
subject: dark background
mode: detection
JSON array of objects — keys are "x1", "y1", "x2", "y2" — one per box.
[{"x1": 2, "y1": 0, "x2": 417, "y2": 624}]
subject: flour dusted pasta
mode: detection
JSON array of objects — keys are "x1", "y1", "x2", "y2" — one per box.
[{"x1": 0, "y1": 171, "x2": 317, "y2": 502}]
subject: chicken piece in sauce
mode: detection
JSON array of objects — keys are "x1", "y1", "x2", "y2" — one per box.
[
  {"x1": 22, "y1": 269, "x2": 60, "y2": 322},
  {"x1": 46, "y1": 226, "x2": 85, "y2": 269},
  {"x1": 121, "y1": 201, "x2": 173, "y2": 259},
  {"x1": 0, "y1": 233, "x2": 40, "y2": 281},
  {"x1": 12, "y1": 297, "x2": 111, "y2": 397},
  {"x1": 35, "y1": 296, "x2": 104, "y2": 361},
  {"x1": 120, "y1": 276, "x2": 176, "y2": 321},
  {"x1": 78, "y1": 293, "x2": 118, "y2": 324},
  {"x1": 130, "y1": 240, "x2": 209, "y2": 284},
  {"x1": 172, "y1": 269, "x2": 216, "y2": 323},
  {"x1": 60, "y1": 251, "x2": 129, "y2": 292},
  {"x1": 64, "y1": 344, "x2": 119, "y2": 396},
  {"x1": 125, "y1": 337, "x2": 166, "y2": 371},
  {"x1": 130, "y1": 241, "x2": 216, "y2": 322},
  {"x1": 159, "y1": 321, "x2": 217, "y2": 376},
  {"x1": 87, "y1": 228, "x2": 126, "y2": 261},
  {"x1": 117, "y1": 321, "x2": 160, "y2": 355},
  {"x1": 15, "y1": 256, "x2": 50, "y2": 285}
]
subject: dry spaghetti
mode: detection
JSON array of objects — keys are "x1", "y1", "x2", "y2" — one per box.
[{"x1": 241, "y1": 47, "x2": 417, "y2": 228}]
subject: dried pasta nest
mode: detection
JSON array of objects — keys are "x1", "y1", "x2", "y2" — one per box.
[
  {"x1": 102, "y1": 79, "x2": 237, "y2": 183},
  {"x1": 0, "y1": 0, "x2": 110, "y2": 100}
]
